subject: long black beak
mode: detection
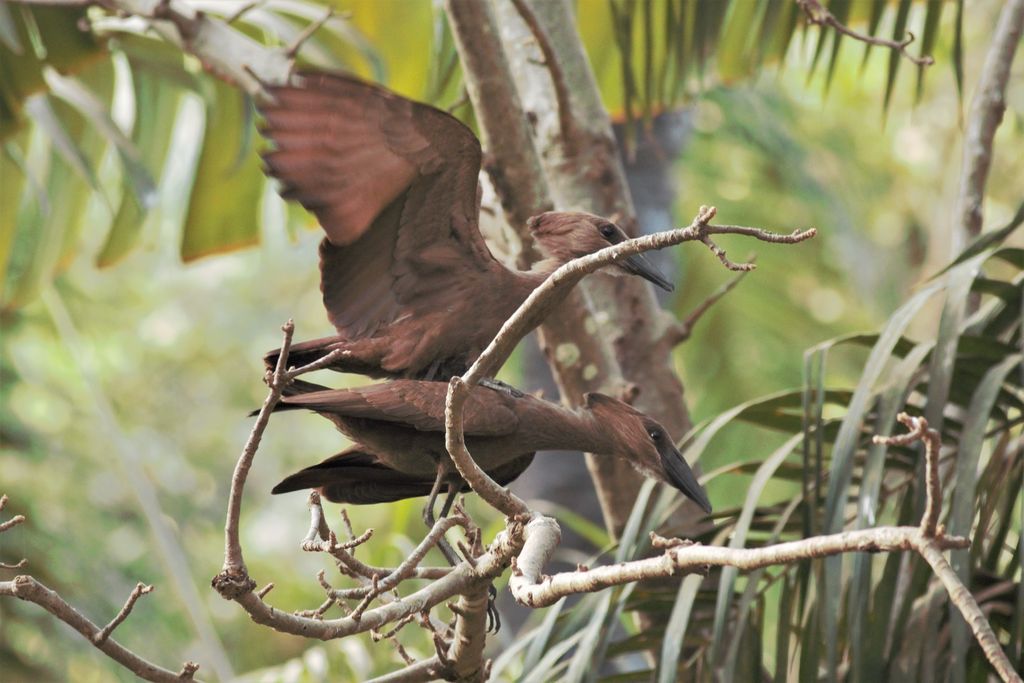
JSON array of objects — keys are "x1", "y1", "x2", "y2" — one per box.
[
  {"x1": 620, "y1": 252, "x2": 674, "y2": 292},
  {"x1": 658, "y1": 441, "x2": 712, "y2": 513}
]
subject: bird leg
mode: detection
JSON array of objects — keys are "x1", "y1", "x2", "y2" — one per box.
[
  {"x1": 479, "y1": 377, "x2": 525, "y2": 398},
  {"x1": 422, "y1": 475, "x2": 501, "y2": 634},
  {"x1": 423, "y1": 472, "x2": 462, "y2": 568}
]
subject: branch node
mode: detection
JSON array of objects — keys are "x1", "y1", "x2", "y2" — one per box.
[
  {"x1": 211, "y1": 569, "x2": 257, "y2": 600},
  {"x1": 874, "y1": 413, "x2": 943, "y2": 537},
  {"x1": 650, "y1": 532, "x2": 695, "y2": 550},
  {"x1": 93, "y1": 583, "x2": 154, "y2": 645},
  {"x1": 178, "y1": 661, "x2": 200, "y2": 680}
]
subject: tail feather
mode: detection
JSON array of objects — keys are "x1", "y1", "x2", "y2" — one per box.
[
  {"x1": 272, "y1": 448, "x2": 440, "y2": 505},
  {"x1": 246, "y1": 378, "x2": 333, "y2": 417},
  {"x1": 273, "y1": 450, "x2": 537, "y2": 506},
  {"x1": 263, "y1": 335, "x2": 394, "y2": 378}
]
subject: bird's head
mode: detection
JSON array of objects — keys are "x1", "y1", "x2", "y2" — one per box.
[
  {"x1": 581, "y1": 392, "x2": 711, "y2": 513},
  {"x1": 527, "y1": 211, "x2": 673, "y2": 291}
]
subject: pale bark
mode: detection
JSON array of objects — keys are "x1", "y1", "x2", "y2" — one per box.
[
  {"x1": 953, "y1": 0, "x2": 1024, "y2": 245},
  {"x1": 493, "y1": 0, "x2": 703, "y2": 534}
]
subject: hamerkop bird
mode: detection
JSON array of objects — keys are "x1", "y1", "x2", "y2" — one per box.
[
  {"x1": 260, "y1": 72, "x2": 672, "y2": 380},
  {"x1": 270, "y1": 380, "x2": 712, "y2": 516}
]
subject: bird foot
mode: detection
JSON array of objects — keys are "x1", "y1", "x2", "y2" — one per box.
[
  {"x1": 486, "y1": 583, "x2": 501, "y2": 634},
  {"x1": 480, "y1": 378, "x2": 525, "y2": 399}
]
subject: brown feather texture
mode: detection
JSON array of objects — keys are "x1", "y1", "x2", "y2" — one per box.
[
  {"x1": 260, "y1": 71, "x2": 673, "y2": 380},
  {"x1": 270, "y1": 381, "x2": 712, "y2": 514}
]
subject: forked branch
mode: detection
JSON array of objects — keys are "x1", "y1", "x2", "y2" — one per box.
[
  {"x1": 797, "y1": 0, "x2": 935, "y2": 67},
  {"x1": 445, "y1": 206, "x2": 815, "y2": 517},
  {"x1": 0, "y1": 497, "x2": 200, "y2": 683}
]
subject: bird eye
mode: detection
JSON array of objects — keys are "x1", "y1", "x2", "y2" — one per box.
[
  {"x1": 648, "y1": 429, "x2": 661, "y2": 441},
  {"x1": 599, "y1": 224, "x2": 616, "y2": 240}
]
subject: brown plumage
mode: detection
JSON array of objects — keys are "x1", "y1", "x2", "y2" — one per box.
[
  {"x1": 270, "y1": 380, "x2": 712, "y2": 515},
  {"x1": 260, "y1": 72, "x2": 672, "y2": 380}
]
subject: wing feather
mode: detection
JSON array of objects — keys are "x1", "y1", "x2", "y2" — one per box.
[
  {"x1": 260, "y1": 72, "x2": 505, "y2": 353},
  {"x1": 279, "y1": 381, "x2": 519, "y2": 436}
]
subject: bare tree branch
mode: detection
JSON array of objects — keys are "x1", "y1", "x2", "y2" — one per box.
[
  {"x1": 1, "y1": 576, "x2": 201, "y2": 682},
  {"x1": 663, "y1": 264, "x2": 752, "y2": 347},
  {"x1": 915, "y1": 541, "x2": 1022, "y2": 683},
  {"x1": 461, "y1": 206, "x2": 814, "y2": 386},
  {"x1": 495, "y1": 411, "x2": 1021, "y2": 683},
  {"x1": 510, "y1": 524, "x2": 967, "y2": 608},
  {"x1": 219, "y1": 319, "x2": 295, "y2": 580},
  {"x1": 282, "y1": 7, "x2": 332, "y2": 59},
  {"x1": 51, "y1": 4, "x2": 1010, "y2": 680},
  {"x1": 0, "y1": 498, "x2": 201, "y2": 682},
  {"x1": 797, "y1": 0, "x2": 935, "y2": 67},
  {"x1": 873, "y1": 413, "x2": 942, "y2": 537},
  {"x1": 0, "y1": 495, "x2": 25, "y2": 534},
  {"x1": 94, "y1": 582, "x2": 155, "y2": 645}
]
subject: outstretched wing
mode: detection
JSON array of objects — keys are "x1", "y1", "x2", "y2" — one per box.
[
  {"x1": 279, "y1": 381, "x2": 519, "y2": 437},
  {"x1": 260, "y1": 72, "x2": 500, "y2": 340}
]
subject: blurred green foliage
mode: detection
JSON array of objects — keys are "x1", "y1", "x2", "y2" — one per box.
[{"x1": 1, "y1": 0, "x2": 1021, "y2": 681}]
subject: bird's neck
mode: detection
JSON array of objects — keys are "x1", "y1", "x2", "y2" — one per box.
[
  {"x1": 499, "y1": 260, "x2": 562, "y2": 317},
  {"x1": 517, "y1": 399, "x2": 607, "y2": 455},
  {"x1": 520, "y1": 256, "x2": 564, "y2": 285},
  {"x1": 530, "y1": 254, "x2": 565, "y2": 274}
]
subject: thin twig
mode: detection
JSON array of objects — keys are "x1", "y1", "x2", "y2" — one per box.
[
  {"x1": 442, "y1": 207, "x2": 813, "y2": 514},
  {"x1": 283, "y1": 7, "x2": 332, "y2": 59},
  {"x1": 327, "y1": 516, "x2": 469, "y2": 601},
  {"x1": 797, "y1": 0, "x2": 935, "y2": 67},
  {"x1": 213, "y1": 526, "x2": 521, "y2": 641},
  {"x1": 460, "y1": 206, "x2": 814, "y2": 385},
  {"x1": 94, "y1": 583, "x2": 155, "y2": 645},
  {"x1": 217, "y1": 320, "x2": 294, "y2": 580},
  {"x1": 873, "y1": 413, "x2": 942, "y2": 537},
  {"x1": 339, "y1": 508, "x2": 356, "y2": 541},
  {"x1": 0, "y1": 514, "x2": 25, "y2": 534},
  {"x1": 1, "y1": 575, "x2": 202, "y2": 682},
  {"x1": 372, "y1": 614, "x2": 417, "y2": 641},
  {"x1": 296, "y1": 595, "x2": 336, "y2": 619},
  {"x1": 223, "y1": 0, "x2": 261, "y2": 25},
  {"x1": 300, "y1": 491, "x2": 332, "y2": 549},
  {"x1": 178, "y1": 662, "x2": 199, "y2": 680},
  {"x1": 509, "y1": 523, "x2": 968, "y2": 608},
  {"x1": 664, "y1": 261, "x2": 753, "y2": 346},
  {"x1": 445, "y1": 90, "x2": 470, "y2": 115},
  {"x1": 285, "y1": 347, "x2": 353, "y2": 378}
]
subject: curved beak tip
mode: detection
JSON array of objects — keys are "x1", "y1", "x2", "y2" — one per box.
[
  {"x1": 660, "y1": 451, "x2": 712, "y2": 514},
  {"x1": 621, "y1": 253, "x2": 674, "y2": 292}
]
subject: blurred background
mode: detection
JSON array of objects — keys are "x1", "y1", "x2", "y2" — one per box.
[{"x1": 1, "y1": 0, "x2": 1021, "y2": 680}]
